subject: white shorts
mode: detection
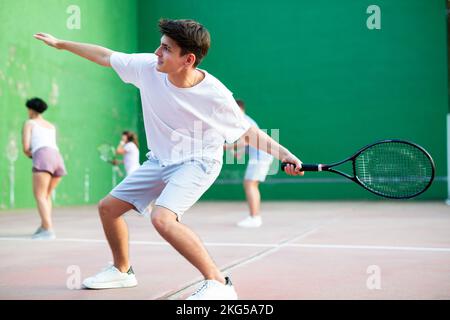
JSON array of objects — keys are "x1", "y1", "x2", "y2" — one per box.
[
  {"x1": 110, "y1": 156, "x2": 222, "y2": 220},
  {"x1": 244, "y1": 160, "x2": 274, "y2": 182}
]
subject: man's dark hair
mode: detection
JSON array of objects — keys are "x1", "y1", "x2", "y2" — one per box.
[
  {"x1": 235, "y1": 99, "x2": 245, "y2": 111},
  {"x1": 158, "y1": 18, "x2": 210, "y2": 67},
  {"x1": 26, "y1": 97, "x2": 48, "y2": 114}
]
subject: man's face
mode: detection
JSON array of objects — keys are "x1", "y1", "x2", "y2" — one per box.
[{"x1": 154, "y1": 35, "x2": 188, "y2": 74}]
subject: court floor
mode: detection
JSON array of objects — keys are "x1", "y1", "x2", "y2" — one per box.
[{"x1": 0, "y1": 201, "x2": 449, "y2": 300}]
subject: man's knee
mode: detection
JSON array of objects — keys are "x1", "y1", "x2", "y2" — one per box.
[
  {"x1": 151, "y1": 208, "x2": 177, "y2": 232},
  {"x1": 98, "y1": 196, "x2": 134, "y2": 219},
  {"x1": 98, "y1": 197, "x2": 117, "y2": 219}
]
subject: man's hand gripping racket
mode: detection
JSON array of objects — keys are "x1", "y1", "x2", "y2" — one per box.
[{"x1": 281, "y1": 153, "x2": 304, "y2": 176}]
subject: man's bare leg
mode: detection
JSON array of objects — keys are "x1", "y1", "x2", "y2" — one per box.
[
  {"x1": 98, "y1": 195, "x2": 135, "y2": 272},
  {"x1": 151, "y1": 206, "x2": 225, "y2": 284}
]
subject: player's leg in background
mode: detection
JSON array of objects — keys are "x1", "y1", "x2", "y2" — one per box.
[
  {"x1": 32, "y1": 172, "x2": 53, "y2": 230},
  {"x1": 46, "y1": 176, "x2": 62, "y2": 221},
  {"x1": 237, "y1": 179, "x2": 263, "y2": 228},
  {"x1": 244, "y1": 179, "x2": 261, "y2": 217}
]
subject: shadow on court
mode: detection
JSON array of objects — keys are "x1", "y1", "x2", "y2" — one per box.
[{"x1": 0, "y1": 201, "x2": 449, "y2": 300}]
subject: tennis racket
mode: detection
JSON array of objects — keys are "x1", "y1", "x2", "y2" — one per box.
[
  {"x1": 97, "y1": 143, "x2": 116, "y2": 164},
  {"x1": 97, "y1": 143, "x2": 123, "y2": 178},
  {"x1": 281, "y1": 139, "x2": 435, "y2": 199}
]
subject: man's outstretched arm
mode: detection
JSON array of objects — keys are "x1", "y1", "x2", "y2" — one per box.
[
  {"x1": 243, "y1": 125, "x2": 304, "y2": 176},
  {"x1": 34, "y1": 33, "x2": 113, "y2": 67}
]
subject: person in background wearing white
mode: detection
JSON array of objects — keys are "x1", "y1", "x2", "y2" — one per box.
[
  {"x1": 225, "y1": 99, "x2": 274, "y2": 228},
  {"x1": 115, "y1": 131, "x2": 140, "y2": 176}
]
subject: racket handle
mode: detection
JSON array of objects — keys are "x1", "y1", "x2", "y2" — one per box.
[{"x1": 281, "y1": 163, "x2": 323, "y2": 172}]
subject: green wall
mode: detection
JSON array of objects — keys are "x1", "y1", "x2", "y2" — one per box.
[
  {"x1": 0, "y1": 0, "x2": 139, "y2": 209},
  {"x1": 1, "y1": 0, "x2": 447, "y2": 210},
  {"x1": 138, "y1": 0, "x2": 448, "y2": 200}
]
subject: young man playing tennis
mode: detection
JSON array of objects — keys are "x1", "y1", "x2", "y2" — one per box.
[{"x1": 34, "y1": 19, "x2": 303, "y2": 300}]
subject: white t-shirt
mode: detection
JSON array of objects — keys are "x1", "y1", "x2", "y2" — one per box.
[
  {"x1": 244, "y1": 115, "x2": 274, "y2": 164},
  {"x1": 110, "y1": 52, "x2": 251, "y2": 166},
  {"x1": 123, "y1": 142, "x2": 140, "y2": 175}
]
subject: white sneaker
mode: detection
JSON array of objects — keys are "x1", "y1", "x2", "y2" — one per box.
[
  {"x1": 82, "y1": 264, "x2": 138, "y2": 289},
  {"x1": 186, "y1": 277, "x2": 238, "y2": 300},
  {"x1": 31, "y1": 227, "x2": 56, "y2": 240},
  {"x1": 237, "y1": 216, "x2": 262, "y2": 228}
]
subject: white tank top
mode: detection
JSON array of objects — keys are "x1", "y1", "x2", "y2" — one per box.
[{"x1": 30, "y1": 120, "x2": 59, "y2": 154}]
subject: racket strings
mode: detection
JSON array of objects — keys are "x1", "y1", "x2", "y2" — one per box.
[
  {"x1": 97, "y1": 144, "x2": 115, "y2": 162},
  {"x1": 354, "y1": 142, "x2": 433, "y2": 198}
]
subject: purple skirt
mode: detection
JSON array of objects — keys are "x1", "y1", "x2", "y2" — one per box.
[{"x1": 32, "y1": 147, "x2": 67, "y2": 177}]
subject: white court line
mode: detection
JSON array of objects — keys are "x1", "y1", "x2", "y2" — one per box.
[
  {"x1": 0, "y1": 237, "x2": 273, "y2": 247},
  {"x1": 1, "y1": 237, "x2": 450, "y2": 253},
  {"x1": 288, "y1": 244, "x2": 450, "y2": 252}
]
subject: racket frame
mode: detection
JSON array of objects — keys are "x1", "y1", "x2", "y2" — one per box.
[{"x1": 283, "y1": 139, "x2": 435, "y2": 199}]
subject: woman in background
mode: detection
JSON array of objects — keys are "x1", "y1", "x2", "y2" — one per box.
[
  {"x1": 116, "y1": 131, "x2": 140, "y2": 176},
  {"x1": 22, "y1": 97, "x2": 67, "y2": 240}
]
